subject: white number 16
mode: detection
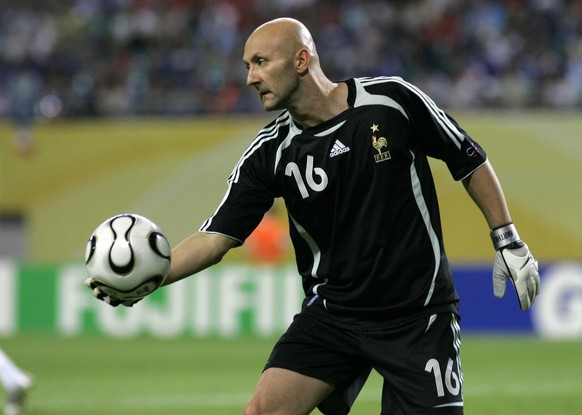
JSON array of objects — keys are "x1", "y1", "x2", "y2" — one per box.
[
  {"x1": 285, "y1": 155, "x2": 328, "y2": 199},
  {"x1": 425, "y1": 358, "x2": 461, "y2": 397}
]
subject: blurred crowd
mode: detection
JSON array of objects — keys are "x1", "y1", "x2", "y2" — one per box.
[{"x1": 1, "y1": 0, "x2": 581, "y2": 120}]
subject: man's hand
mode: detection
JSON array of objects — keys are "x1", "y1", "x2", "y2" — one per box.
[
  {"x1": 492, "y1": 242, "x2": 540, "y2": 311},
  {"x1": 84, "y1": 277, "x2": 142, "y2": 308}
]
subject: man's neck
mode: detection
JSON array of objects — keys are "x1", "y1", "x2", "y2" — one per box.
[{"x1": 289, "y1": 81, "x2": 349, "y2": 129}]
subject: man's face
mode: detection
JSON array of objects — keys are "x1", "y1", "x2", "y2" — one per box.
[{"x1": 243, "y1": 31, "x2": 300, "y2": 112}]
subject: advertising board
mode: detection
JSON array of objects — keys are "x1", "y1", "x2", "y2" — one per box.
[{"x1": 1, "y1": 261, "x2": 580, "y2": 338}]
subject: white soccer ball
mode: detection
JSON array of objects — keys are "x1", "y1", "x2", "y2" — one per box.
[{"x1": 85, "y1": 213, "x2": 171, "y2": 300}]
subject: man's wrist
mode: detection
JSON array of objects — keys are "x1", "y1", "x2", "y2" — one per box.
[{"x1": 490, "y1": 223, "x2": 521, "y2": 250}]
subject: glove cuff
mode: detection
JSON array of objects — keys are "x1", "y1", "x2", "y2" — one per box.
[{"x1": 490, "y1": 222, "x2": 521, "y2": 250}]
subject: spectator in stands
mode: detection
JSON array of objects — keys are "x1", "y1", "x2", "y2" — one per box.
[{"x1": 0, "y1": 0, "x2": 581, "y2": 117}]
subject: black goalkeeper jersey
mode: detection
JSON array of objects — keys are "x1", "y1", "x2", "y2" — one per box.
[{"x1": 201, "y1": 76, "x2": 487, "y2": 317}]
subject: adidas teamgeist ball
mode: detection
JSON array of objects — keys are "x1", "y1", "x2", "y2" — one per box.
[{"x1": 85, "y1": 213, "x2": 171, "y2": 300}]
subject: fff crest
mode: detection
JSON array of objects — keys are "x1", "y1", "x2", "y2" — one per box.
[{"x1": 370, "y1": 124, "x2": 391, "y2": 163}]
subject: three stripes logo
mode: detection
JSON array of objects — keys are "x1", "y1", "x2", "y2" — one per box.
[{"x1": 329, "y1": 140, "x2": 350, "y2": 157}]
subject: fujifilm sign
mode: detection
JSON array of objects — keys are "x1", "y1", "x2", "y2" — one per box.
[{"x1": 0, "y1": 261, "x2": 581, "y2": 338}]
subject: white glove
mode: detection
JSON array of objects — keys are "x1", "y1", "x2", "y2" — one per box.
[
  {"x1": 84, "y1": 277, "x2": 142, "y2": 308},
  {"x1": 492, "y1": 242, "x2": 540, "y2": 311}
]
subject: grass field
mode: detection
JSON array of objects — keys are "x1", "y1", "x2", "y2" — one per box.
[{"x1": 1, "y1": 334, "x2": 581, "y2": 414}]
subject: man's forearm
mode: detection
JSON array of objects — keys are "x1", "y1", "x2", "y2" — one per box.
[
  {"x1": 164, "y1": 232, "x2": 238, "y2": 286},
  {"x1": 462, "y1": 160, "x2": 512, "y2": 230}
]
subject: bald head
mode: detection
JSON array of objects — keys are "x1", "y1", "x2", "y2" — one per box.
[
  {"x1": 245, "y1": 18, "x2": 319, "y2": 65},
  {"x1": 243, "y1": 18, "x2": 333, "y2": 115},
  {"x1": 252, "y1": 18, "x2": 316, "y2": 56}
]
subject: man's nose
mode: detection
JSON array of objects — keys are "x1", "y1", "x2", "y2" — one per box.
[{"x1": 247, "y1": 66, "x2": 258, "y2": 86}]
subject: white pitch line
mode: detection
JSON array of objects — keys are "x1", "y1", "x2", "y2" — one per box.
[
  {"x1": 464, "y1": 381, "x2": 582, "y2": 398},
  {"x1": 502, "y1": 116, "x2": 582, "y2": 161},
  {"x1": 129, "y1": 127, "x2": 256, "y2": 214},
  {"x1": 33, "y1": 381, "x2": 582, "y2": 412},
  {"x1": 34, "y1": 393, "x2": 251, "y2": 412}
]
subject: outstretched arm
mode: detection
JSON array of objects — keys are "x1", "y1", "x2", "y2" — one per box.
[
  {"x1": 462, "y1": 160, "x2": 540, "y2": 311},
  {"x1": 163, "y1": 232, "x2": 238, "y2": 286},
  {"x1": 86, "y1": 231, "x2": 238, "y2": 307}
]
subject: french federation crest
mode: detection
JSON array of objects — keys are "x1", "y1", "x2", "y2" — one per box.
[{"x1": 370, "y1": 124, "x2": 391, "y2": 163}]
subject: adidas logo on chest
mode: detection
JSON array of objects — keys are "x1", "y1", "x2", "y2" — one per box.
[{"x1": 329, "y1": 139, "x2": 350, "y2": 157}]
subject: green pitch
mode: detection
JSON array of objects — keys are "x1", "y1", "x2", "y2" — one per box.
[{"x1": 1, "y1": 334, "x2": 581, "y2": 414}]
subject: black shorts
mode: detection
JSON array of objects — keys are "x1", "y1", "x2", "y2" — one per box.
[{"x1": 264, "y1": 299, "x2": 464, "y2": 415}]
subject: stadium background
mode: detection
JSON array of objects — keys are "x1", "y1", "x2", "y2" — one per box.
[{"x1": 1, "y1": 1, "x2": 582, "y2": 414}]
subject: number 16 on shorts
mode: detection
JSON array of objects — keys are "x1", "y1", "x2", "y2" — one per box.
[{"x1": 425, "y1": 358, "x2": 462, "y2": 397}]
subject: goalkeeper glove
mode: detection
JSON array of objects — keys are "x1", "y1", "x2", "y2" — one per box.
[
  {"x1": 84, "y1": 277, "x2": 142, "y2": 308},
  {"x1": 491, "y1": 223, "x2": 540, "y2": 311}
]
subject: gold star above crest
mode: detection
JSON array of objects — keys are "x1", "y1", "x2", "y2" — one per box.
[{"x1": 370, "y1": 124, "x2": 379, "y2": 133}]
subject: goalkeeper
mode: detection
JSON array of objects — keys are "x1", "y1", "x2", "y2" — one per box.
[{"x1": 87, "y1": 17, "x2": 540, "y2": 415}]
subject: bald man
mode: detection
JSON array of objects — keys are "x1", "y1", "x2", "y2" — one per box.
[{"x1": 87, "y1": 18, "x2": 540, "y2": 415}]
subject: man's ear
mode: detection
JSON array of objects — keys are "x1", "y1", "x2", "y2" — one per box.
[{"x1": 296, "y1": 49, "x2": 311, "y2": 75}]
